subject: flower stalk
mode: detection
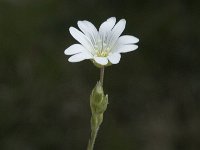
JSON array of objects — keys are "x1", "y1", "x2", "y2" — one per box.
[
  {"x1": 100, "y1": 67, "x2": 104, "y2": 86},
  {"x1": 87, "y1": 68, "x2": 108, "y2": 150}
]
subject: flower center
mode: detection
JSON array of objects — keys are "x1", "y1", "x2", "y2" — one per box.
[
  {"x1": 96, "y1": 50, "x2": 108, "y2": 57},
  {"x1": 94, "y1": 40, "x2": 111, "y2": 57}
]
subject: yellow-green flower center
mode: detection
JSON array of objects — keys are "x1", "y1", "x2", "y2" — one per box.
[{"x1": 96, "y1": 50, "x2": 108, "y2": 57}]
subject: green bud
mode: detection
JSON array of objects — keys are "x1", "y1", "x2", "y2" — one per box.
[
  {"x1": 90, "y1": 82, "x2": 108, "y2": 115},
  {"x1": 91, "y1": 114, "x2": 103, "y2": 130}
]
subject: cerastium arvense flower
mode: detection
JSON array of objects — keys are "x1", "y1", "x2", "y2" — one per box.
[{"x1": 64, "y1": 17, "x2": 139, "y2": 150}]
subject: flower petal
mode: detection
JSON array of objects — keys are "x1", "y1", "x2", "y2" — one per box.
[
  {"x1": 83, "y1": 20, "x2": 98, "y2": 37},
  {"x1": 108, "y1": 53, "x2": 121, "y2": 64},
  {"x1": 109, "y1": 19, "x2": 126, "y2": 47},
  {"x1": 116, "y1": 45, "x2": 138, "y2": 53},
  {"x1": 94, "y1": 57, "x2": 108, "y2": 65},
  {"x1": 99, "y1": 17, "x2": 116, "y2": 35},
  {"x1": 69, "y1": 27, "x2": 94, "y2": 52},
  {"x1": 64, "y1": 44, "x2": 88, "y2": 55},
  {"x1": 77, "y1": 21, "x2": 97, "y2": 44},
  {"x1": 118, "y1": 35, "x2": 139, "y2": 44},
  {"x1": 68, "y1": 52, "x2": 92, "y2": 62},
  {"x1": 77, "y1": 21, "x2": 91, "y2": 36}
]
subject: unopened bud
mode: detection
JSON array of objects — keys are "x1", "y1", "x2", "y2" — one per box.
[
  {"x1": 91, "y1": 114, "x2": 103, "y2": 130},
  {"x1": 90, "y1": 82, "x2": 108, "y2": 115}
]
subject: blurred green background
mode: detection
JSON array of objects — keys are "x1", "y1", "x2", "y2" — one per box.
[{"x1": 0, "y1": 0, "x2": 200, "y2": 150}]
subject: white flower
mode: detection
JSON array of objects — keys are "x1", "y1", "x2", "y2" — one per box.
[{"x1": 64, "y1": 17, "x2": 139, "y2": 66}]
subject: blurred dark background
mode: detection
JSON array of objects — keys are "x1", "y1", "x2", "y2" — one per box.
[{"x1": 0, "y1": 0, "x2": 200, "y2": 150}]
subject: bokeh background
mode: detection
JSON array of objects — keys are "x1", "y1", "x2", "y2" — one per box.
[{"x1": 0, "y1": 0, "x2": 200, "y2": 150}]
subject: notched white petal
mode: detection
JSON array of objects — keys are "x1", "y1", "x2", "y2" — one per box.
[
  {"x1": 83, "y1": 20, "x2": 98, "y2": 38},
  {"x1": 118, "y1": 35, "x2": 139, "y2": 44},
  {"x1": 99, "y1": 17, "x2": 116, "y2": 34},
  {"x1": 68, "y1": 52, "x2": 92, "y2": 62},
  {"x1": 77, "y1": 21, "x2": 96, "y2": 41},
  {"x1": 94, "y1": 57, "x2": 108, "y2": 65},
  {"x1": 109, "y1": 19, "x2": 126, "y2": 47},
  {"x1": 77, "y1": 21, "x2": 90, "y2": 36},
  {"x1": 69, "y1": 27, "x2": 93, "y2": 51},
  {"x1": 108, "y1": 53, "x2": 121, "y2": 64},
  {"x1": 107, "y1": 17, "x2": 116, "y2": 23},
  {"x1": 116, "y1": 45, "x2": 138, "y2": 53},
  {"x1": 64, "y1": 44, "x2": 87, "y2": 55}
]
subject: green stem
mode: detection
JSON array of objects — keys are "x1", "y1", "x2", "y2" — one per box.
[
  {"x1": 100, "y1": 67, "x2": 105, "y2": 86},
  {"x1": 87, "y1": 124, "x2": 99, "y2": 150},
  {"x1": 87, "y1": 67, "x2": 105, "y2": 150}
]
